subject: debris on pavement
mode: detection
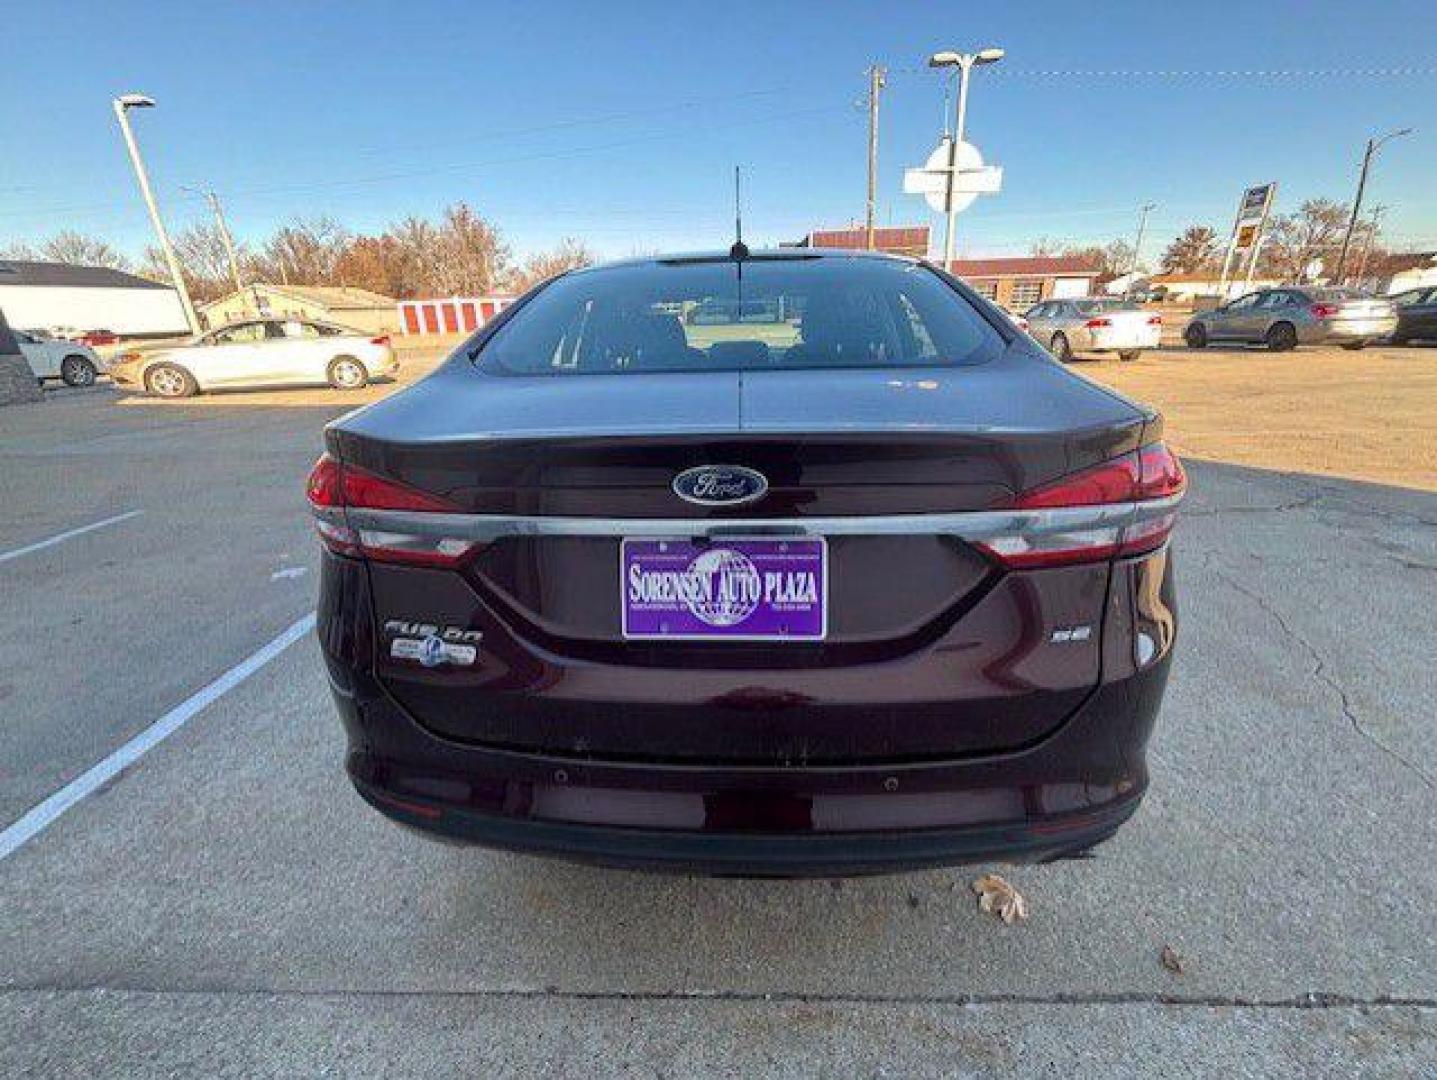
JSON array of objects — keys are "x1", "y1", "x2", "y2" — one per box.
[
  {"x1": 971, "y1": 873, "x2": 1029, "y2": 924},
  {"x1": 1161, "y1": 945, "x2": 1185, "y2": 974}
]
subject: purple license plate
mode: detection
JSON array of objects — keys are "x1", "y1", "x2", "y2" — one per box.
[{"x1": 621, "y1": 538, "x2": 828, "y2": 641}]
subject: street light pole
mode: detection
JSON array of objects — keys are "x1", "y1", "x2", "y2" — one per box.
[
  {"x1": 1334, "y1": 128, "x2": 1412, "y2": 284},
  {"x1": 942, "y1": 59, "x2": 973, "y2": 269},
  {"x1": 112, "y1": 95, "x2": 199, "y2": 334},
  {"x1": 929, "y1": 47, "x2": 1003, "y2": 268}
]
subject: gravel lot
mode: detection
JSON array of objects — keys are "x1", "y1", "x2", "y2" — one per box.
[{"x1": 1, "y1": 344, "x2": 1432, "y2": 1076}]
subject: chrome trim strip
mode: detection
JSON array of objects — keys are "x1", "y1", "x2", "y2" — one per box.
[{"x1": 344, "y1": 494, "x2": 1182, "y2": 542}]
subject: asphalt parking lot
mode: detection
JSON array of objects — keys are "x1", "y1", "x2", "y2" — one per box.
[{"x1": 1, "y1": 348, "x2": 1434, "y2": 1077}]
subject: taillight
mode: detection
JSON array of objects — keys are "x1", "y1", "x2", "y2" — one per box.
[
  {"x1": 1311, "y1": 303, "x2": 1339, "y2": 319},
  {"x1": 976, "y1": 443, "x2": 1186, "y2": 569},
  {"x1": 370, "y1": 334, "x2": 392, "y2": 346},
  {"x1": 305, "y1": 452, "x2": 478, "y2": 566},
  {"x1": 1085, "y1": 317, "x2": 1113, "y2": 329},
  {"x1": 1147, "y1": 314, "x2": 1162, "y2": 326}
]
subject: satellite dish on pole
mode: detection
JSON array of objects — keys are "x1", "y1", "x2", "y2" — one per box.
[{"x1": 903, "y1": 137, "x2": 1002, "y2": 214}]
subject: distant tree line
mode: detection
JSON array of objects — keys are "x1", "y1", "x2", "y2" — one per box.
[
  {"x1": 1154, "y1": 199, "x2": 1383, "y2": 280},
  {"x1": 1022, "y1": 198, "x2": 1388, "y2": 285},
  {"x1": 0, "y1": 203, "x2": 594, "y2": 302}
]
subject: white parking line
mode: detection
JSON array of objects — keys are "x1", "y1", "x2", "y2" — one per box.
[
  {"x1": 0, "y1": 611, "x2": 317, "y2": 863},
  {"x1": 0, "y1": 509, "x2": 145, "y2": 565}
]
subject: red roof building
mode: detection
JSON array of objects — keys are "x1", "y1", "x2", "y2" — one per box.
[
  {"x1": 802, "y1": 226, "x2": 930, "y2": 258},
  {"x1": 944, "y1": 255, "x2": 1104, "y2": 310}
]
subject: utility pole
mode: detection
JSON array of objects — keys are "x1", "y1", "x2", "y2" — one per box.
[
  {"x1": 206, "y1": 190, "x2": 244, "y2": 295},
  {"x1": 1335, "y1": 128, "x2": 1412, "y2": 283},
  {"x1": 184, "y1": 186, "x2": 245, "y2": 296},
  {"x1": 864, "y1": 65, "x2": 886, "y2": 251},
  {"x1": 112, "y1": 94, "x2": 199, "y2": 334},
  {"x1": 1130, "y1": 202, "x2": 1156, "y2": 285}
]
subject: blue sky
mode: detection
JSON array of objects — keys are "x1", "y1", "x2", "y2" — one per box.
[{"x1": 1, "y1": 0, "x2": 1433, "y2": 263}]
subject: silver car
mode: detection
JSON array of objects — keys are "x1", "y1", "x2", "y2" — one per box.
[
  {"x1": 1183, "y1": 287, "x2": 1397, "y2": 351},
  {"x1": 107, "y1": 318, "x2": 399, "y2": 398},
  {"x1": 1024, "y1": 298, "x2": 1162, "y2": 362}
]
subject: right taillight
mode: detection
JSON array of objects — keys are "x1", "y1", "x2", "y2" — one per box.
[
  {"x1": 1311, "y1": 303, "x2": 1340, "y2": 319},
  {"x1": 305, "y1": 452, "x2": 478, "y2": 567},
  {"x1": 977, "y1": 443, "x2": 1186, "y2": 569}
]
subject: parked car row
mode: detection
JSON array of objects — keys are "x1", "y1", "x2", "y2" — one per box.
[{"x1": 1003, "y1": 285, "x2": 1426, "y2": 363}]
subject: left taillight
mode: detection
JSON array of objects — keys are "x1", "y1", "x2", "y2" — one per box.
[
  {"x1": 305, "y1": 452, "x2": 478, "y2": 567},
  {"x1": 976, "y1": 442, "x2": 1186, "y2": 569}
]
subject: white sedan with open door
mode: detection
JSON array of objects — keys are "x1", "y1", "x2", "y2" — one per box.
[{"x1": 109, "y1": 319, "x2": 398, "y2": 398}]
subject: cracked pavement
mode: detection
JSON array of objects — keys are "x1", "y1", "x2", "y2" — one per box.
[{"x1": 1, "y1": 391, "x2": 1434, "y2": 1077}]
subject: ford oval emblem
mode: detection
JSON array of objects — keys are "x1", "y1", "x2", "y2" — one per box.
[{"x1": 672, "y1": 465, "x2": 769, "y2": 507}]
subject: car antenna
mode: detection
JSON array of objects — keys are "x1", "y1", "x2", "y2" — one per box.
[{"x1": 729, "y1": 165, "x2": 749, "y2": 262}]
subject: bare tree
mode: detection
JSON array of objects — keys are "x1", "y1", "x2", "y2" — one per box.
[
  {"x1": 430, "y1": 204, "x2": 512, "y2": 294},
  {"x1": 1259, "y1": 199, "x2": 1365, "y2": 281},
  {"x1": 142, "y1": 222, "x2": 249, "y2": 302},
  {"x1": 509, "y1": 238, "x2": 595, "y2": 292},
  {"x1": 2, "y1": 231, "x2": 131, "y2": 270},
  {"x1": 255, "y1": 217, "x2": 351, "y2": 286},
  {"x1": 1028, "y1": 237, "x2": 1063, "y2": 258},
  {"x1": 333, "y1": 235, "x2": 409, "y2": 297},
  {"x1": 1160, "y1": 226, "x2": 1221, "y2": 274},
  {"x1": 1059, "y1": 240, "x2": 1133, "y2": 281}
]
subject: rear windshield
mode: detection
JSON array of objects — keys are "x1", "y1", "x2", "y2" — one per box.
[
  {"x1": 1071, "y1": 299, "x2": 1139, "y2": 315},
  {"x1": 476, "y1": 256, "x2": 1006, "y2": 375}
]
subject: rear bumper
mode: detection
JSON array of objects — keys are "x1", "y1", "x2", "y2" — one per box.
[
  {"x1": 350, "y1": 765, "x2": 1145, "y2": 875},
  {"x1": 1304, "y1": 317, "x2": 1398, "y2": 343},
  {"x1": 1086, "y1": 329, "x2": 1162, "y2": 352},
  {"x1": 319, "y1": 537, "x2": 1179, "y2": 875}
]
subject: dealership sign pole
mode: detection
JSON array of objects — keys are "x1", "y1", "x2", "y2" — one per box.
[{"x1": 1216, "y1": 182, "x2": 1276, "y2": 301}]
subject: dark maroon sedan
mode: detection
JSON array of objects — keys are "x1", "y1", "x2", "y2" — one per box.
[{"x1": 308, "y1": 251, "x2": 1184, "y2": 875}]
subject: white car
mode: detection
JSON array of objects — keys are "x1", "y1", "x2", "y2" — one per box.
[
  {"x1": 1024, "y1": 298, "x2": 1163, "y2": 362},
  {"x1": 15, "y1": 329, "x2": 106, "y2": 386},
  {"x1": 109, "y1": 318, "x2": 399, "y2": 398}
]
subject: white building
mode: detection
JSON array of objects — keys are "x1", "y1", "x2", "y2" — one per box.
[{"x1": 0, "y1": 260, "x2": 189, "y2": 338}]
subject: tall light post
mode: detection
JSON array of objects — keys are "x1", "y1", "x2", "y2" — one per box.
[
  {"x1": 1334, "y1": 127, "x2": 1412, "y2": 284},
  {"x1": 112, "y1": 94, "x2": 199, "y2": 333},
  {"x1": 928, "y1": 47, "x2": 1004, "y2": 267}
]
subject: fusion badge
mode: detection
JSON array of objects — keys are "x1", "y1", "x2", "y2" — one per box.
[{"x1": 384, "y1": 620, "x2": 482, "y2": 667}]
